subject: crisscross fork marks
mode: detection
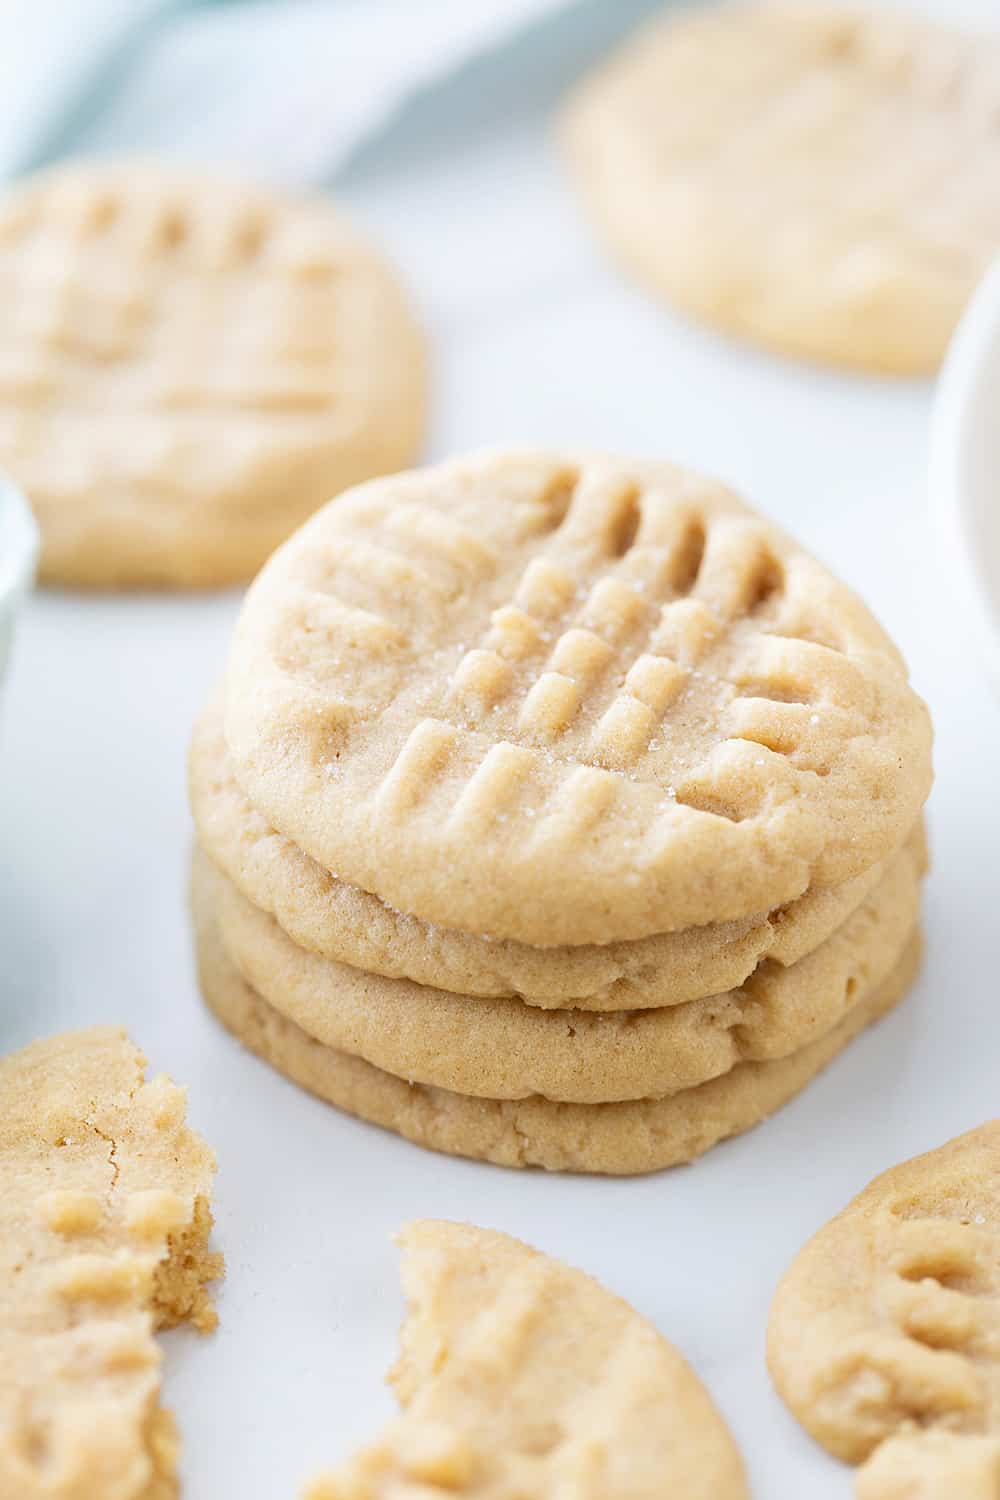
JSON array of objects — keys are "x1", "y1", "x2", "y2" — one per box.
[
  {"x1": 0, "y1": 167, "x2": 349, "y2": 425},
  {"x1": 378, "y1": 493, "x2": 861, "y2": 834},
  {"x1": 300, "y1": 1221, "x2": 750, "y2": 1498},
  {"x1": 845, "y1": 1216, "x2": 998, "y2": 1419},
  {"x1": 446, "y1": 483, "x2": 729, "y2": 766},
  {"x1": 224, "y1": 449, "x2": 931, "y2": 942},
  {"x1": 288, "y1": 463, "x2": 859, "y2": 826},
  {"x1": 769, "y1": 1123, "x2": 1000, "y2": 1490},
  {"x1": 850, "y1": 1208, "x2": 1000, "y2": 1496}
]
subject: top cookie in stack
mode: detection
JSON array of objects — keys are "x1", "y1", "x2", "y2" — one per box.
[{"x1": 191, "y1": 450, "x2": 932, "y2": 1173}]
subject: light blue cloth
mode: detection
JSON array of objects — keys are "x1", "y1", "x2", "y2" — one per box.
[{"x1": 1, "y1": 0, "x2": 667, "y2": 188}]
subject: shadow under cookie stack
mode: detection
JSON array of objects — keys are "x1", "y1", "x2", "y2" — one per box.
[{"x1": 190, "y1": 450, "x2": 932, "y2": 1176}]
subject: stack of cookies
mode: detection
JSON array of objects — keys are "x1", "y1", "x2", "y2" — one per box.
[{"x1": 190, "y1": 450, "x2": 932, "y2": 1175}]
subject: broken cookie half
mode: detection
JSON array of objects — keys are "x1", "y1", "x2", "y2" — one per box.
[
  {"x1": 0, "y1": 1026, "x2": 223, "y2": 1499},
  {"x1": 305, "y1": 1220, "x2": 747, "y2": 1500}
]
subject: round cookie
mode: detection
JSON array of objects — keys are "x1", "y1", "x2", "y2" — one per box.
[
  {"x1": 0, "y1": 161, "x2": 425, "y2": 587},
  {"x1": 193, "y1": 877, "x2": 923, "y2": 1175},
  {"x1": 224, "y1": 449, "x2": 932, "y2": 944},
  {"x1": 306, "y1": 1220, "x2": 749, "y2": 1500},
  {"x1": 769, "y1": 1121, "x2": 1000, "y2": 1491},
  {"x1": 561, "y1": 4, "x2": 1000, "y2": 373},
  {"x1": 201, "y1": 834, "x2": 921, "y2": 1103},
  {"x1": 192, "y1": 700, "x2": 925, "y2": 1008}
]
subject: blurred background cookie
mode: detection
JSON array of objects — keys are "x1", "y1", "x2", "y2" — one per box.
[
  {"x1": 562, "y1": 3, "x2": 1000, "y2": 373},
  {"x1": 0, "y1": 160, "x2": 426, "y2": 588}
]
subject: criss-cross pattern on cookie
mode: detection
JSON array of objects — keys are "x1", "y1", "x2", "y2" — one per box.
[
  {"x1": 226, "y1": 452, "x2": 931, "y2": 941},
  {"x1": 769, "y1": 1122, "x2": 1000, "y2": 1494},
  {"x1": 304, "y1": 1221, "x2": 749, "y2": 1500},
  {"x1": 291, "y1": 467, "x2": 872, "y2": 811},
  {"x1": 856, "y1": 1210, "x2": 1000, "y2": 1443},
  {"x1": 0, "y1": 160, "x2": 426, "y2": 586},
  {"x1": 0, "y1": 165, "x2": 350, "y2": 470}
]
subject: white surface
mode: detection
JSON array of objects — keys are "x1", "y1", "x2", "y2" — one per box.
[
  {"x1": 3, "y1": 20, "x2": 1000, "y2": 1500},
  {"x1": 0, "y1": 0, "x2": 170, "y2": 176},
  {"x1": 931, "y1": 258, "x2": 1000, "y2": 697},
  {"x1": 0, "y1": 476, "x2": 38, "y2": 688}
]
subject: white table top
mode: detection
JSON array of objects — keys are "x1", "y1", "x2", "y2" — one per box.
[{"x1": 3, "y1": 20, "x2": 1000, "y2": 1498}]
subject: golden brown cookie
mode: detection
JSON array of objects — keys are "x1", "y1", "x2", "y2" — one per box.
[
  {"x1": 200, "y1": 832, "x2": 921, "y2": 1102},
  {"x1": 304, "y1": 1221, "x2": 749, "y2": 1500},
  {"x1": 0, "y1": 1027, "x2": 222, "y2": 1499},
  {"x1": 224, "y1": 450, "x2": 932, "y2": 945},
  {"x1": 768, "y1": 1122, "x2": 1000, "y2": 1497},
  {"x1": 192, "y1": 698, "x2": 925, "y2": 1008},
  {"x1": 562, "y1": 4, "x2": 1000, "y2": 373},
  {"x1": 857, "y1": 1431, "x2": 1000, "y2": 1500},
  {"x1": 0, "y1": 160, "x2": 425, "y2": 587},
  {"x1": 194, "y1": 873, "x2": 922, "y2": 1175}
]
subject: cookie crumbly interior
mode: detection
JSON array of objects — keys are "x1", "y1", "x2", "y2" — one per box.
[
  {"x1": 152, "y1": 1194, "x2": 221, "y2": 1334},
  {"x1": 0, "y1": 1026, "x2": 222, "y2": 1500}
]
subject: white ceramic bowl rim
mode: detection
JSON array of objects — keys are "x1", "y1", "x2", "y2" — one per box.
[
  {"x1": 930, "y1": 259, "x2": 1000, "y2": 694},
  {"x1": 0, "y1": 472, "x2": 38, "y2": 608}
]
